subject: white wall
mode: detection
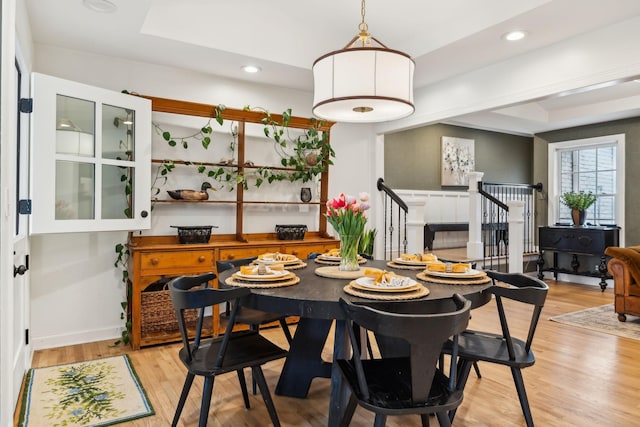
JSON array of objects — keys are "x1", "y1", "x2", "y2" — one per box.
[{"x1": 29, "y1": 45, "x2": 375, "y2": 349}]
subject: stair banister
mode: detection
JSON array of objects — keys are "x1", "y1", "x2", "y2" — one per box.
[{"x1": 467, "y1": 172, "x2": 485, "y2": 259}]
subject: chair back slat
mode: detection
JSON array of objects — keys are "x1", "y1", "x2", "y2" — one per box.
[
  {"x1": 169, "y1": 273, "x2": 251, "y2": 363},
  {"x1": 485, "y1": 270, "x2": 549, "y2": 357}
]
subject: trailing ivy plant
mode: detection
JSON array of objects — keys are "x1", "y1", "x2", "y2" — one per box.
[
  {"x1": 113, "y1": 242, "x2": 131, "y2": 346},
  {"x1": 244, "y1": 106, "x2": 335, "y2": 184}
]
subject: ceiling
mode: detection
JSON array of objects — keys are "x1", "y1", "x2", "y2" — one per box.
[{"x1": 24, "y1": 0, "x2": 640, "y2": 136}]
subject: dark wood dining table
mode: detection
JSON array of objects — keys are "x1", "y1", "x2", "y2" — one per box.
[{"x1": 220, "y1": 259, "x2": 493, "y2": 426}]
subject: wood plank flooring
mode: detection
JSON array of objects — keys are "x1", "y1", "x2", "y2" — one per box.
[{"x1": 18, "y1": 279, "x2": 640, "y2": 426}]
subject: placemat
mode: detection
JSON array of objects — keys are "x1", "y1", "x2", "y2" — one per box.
[
  {"x1": 314, "y1": 266, "x2": 378, "y2": 279},
  {"x1": 314, "y1": 258, "x2": 367, "y2": 266},
  {"x1": 343, "y1": 282, "x2": 430, "y2": 300},
  {"x1": 282, "y1": 261, "x2": 308, "y2": 270},
  {"x1": 232, "y1": 272, "x2": 296, "y2": 282},
  {"x1": 225, "y1": 276, "x2": 300, "y2": 288},
  {"x1": 386, "y1": 261, "x2": 426, "y2": 270},
  {"x1": 416, "y1": 272, "x2": 491, "y2": 285}
]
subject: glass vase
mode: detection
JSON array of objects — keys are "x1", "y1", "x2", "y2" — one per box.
[{"x1": 339, "y1": 233, "x2": 361, "y2": 271}]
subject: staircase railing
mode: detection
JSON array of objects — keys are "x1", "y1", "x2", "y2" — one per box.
[
  {"x1": 377, "y1": 178, "x2": 408, "y2": 260},
  {"x1": 478, "y1": 181, "x2": 542, "y2": 271}
]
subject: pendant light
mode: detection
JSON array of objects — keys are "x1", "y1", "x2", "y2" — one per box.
[{"x1": 312, "y1": 0, "x2": 415, "y2": 123}]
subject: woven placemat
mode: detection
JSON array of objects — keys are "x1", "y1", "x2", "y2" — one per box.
[
  {"x1": 284, "y1": 261, "x2": 307, "y2": 270},
  {"x1": 314, "y1": 258, "x2": 367, "y2": 266},
  {"x1": 314, "y1": 266, "x2": 379, "y2": 279},
  {"x1": 344, "y1": 282, "x2": 430, "y2": 300},
  {"x1": 386, "y1": 261, "x2": 426, "y2": 270},
  {"x1": 224, "y1": 275, "x2": 300, "y2": 289},
  {"x1": 416, "y1": 272, "x2": 491, "y2": 285}
]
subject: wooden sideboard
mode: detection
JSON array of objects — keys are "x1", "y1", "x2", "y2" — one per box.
[
  {"x1": 537, "y1": 225, "x2": 619, "y2": 291},
  {"x1": 127, "y1": 233, "x2": 339, "y2": 349}
]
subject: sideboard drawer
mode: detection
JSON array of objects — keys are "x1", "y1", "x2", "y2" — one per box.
[
  {"x1": 218, "y1": 246, "x2": 278, "y2": 261},
  {"x1": 140, "y1": 250, "x2": 213, "y2": 275}
]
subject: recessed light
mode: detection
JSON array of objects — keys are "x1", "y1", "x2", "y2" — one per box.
[
  {"x1": 242, "y1": 65, "x2": 261, "y2": 73},
  {"x1": 83, "y1": 0, "x2": 117, "y2": 13},
  {"x1": 502, "y1": 30, "x2": 528, "y2": 41}
]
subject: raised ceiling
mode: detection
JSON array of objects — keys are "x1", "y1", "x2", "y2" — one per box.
[{"x1": 25, "y1": 0, "x2": 640, "y2": 135}]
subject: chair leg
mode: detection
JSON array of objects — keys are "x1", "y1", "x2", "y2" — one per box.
[
  {"x1": 237, "y1": 369, "x2": 251, "y2": 409},
  {"x1": 473, "y1": 361, "x2": 482, "y2": 378},
  {"x1": 373, "y1": 414, "x2": 387, "y2": 427},
  {"x1": 252, "y1": 366, "x2": 281, "y2": 427},
  {"x1": 172, "y1": 372, "x2": 195, "y2": 427},
  {"x1": 448, "y1": 359, "x2": 474, "y2": 423},
  {"x1": 435, "y1": 412, "x2": 451, "y2": 426},
  {"x1": 511, "y1": 367, "x2": 534, "y2": 427},
  {"x1": 199, "y1": 376, "x2": 215, "y2": 427},
  {"x1": 338, "y1": 393, "x2": 358, "y2": 427},
  {"x1": 421, "y1": 413, "x2": 431, "y2": 426},
  {"x1": 278, "y1": 318, "x2": 294, "y2": 345}
]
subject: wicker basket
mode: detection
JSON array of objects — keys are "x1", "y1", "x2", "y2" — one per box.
[
  {"x1": 170, "y1": 225, "x2": 216, "y2": 244},
  {"x1": 275, "y1": 224, "x2": 308, "y2": 240},
  {"x1": 141, "y1": 284, "x2": 199, "y2": 335}
]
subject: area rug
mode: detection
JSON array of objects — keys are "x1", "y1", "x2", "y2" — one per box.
[
  {"x1": 18, "y1": 355, "x2": 154, "y2": 427},
  {"x1": 549, "y1": 303, "x2": 640, "y2": 340}
]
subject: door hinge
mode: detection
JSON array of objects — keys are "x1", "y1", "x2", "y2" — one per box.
[
  {"x1": 18, "y1": 199, "x2": 32, "y2": 215},
  {"x1": 19, "y1": 98, "x2": 33, "y2": 113},
  {"x1": 25, "y1": 329, "x2": 29, "y2": 345}
]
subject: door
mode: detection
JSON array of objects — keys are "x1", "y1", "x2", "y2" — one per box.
[{"x1": 12, "y1": 54, "x2": 30, "y2": 412}]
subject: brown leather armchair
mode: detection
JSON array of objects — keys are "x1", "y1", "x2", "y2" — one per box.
[{"x1": 607, "y1": 255, "x2": 640, "y2": 322}]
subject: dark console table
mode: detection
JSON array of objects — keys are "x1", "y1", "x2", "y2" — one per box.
[{"x1": 537, "y1": 225, "x2": 619, "y2": 291}]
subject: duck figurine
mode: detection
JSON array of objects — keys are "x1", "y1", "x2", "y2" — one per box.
[{"x1": 167, "y1": 182, "x2": 215, "y2": 200}]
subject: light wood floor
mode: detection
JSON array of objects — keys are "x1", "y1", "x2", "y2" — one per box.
[{"x1": 18, "y1": 279, "x2": 640, "y2": 426}]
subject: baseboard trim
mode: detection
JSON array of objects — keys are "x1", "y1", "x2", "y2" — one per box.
[{"x1": 31, "y1": 327, "x2": 121, "y2": 351}]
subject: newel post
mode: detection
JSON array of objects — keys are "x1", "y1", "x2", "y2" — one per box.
[
  {"x1": 466, "y1": 172, "x2": 484, "y2": 259},
  {"x1": 508, "y1": 200, "x2": 525, "y2": 273},
  {"x1": 405, "y1": 198, "x2": 426, "y2": 255}
]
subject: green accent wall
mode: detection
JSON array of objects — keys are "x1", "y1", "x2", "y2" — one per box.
[
  {"x1": 384, "y1": 124, "x2": 533, "y2": 190},
  {"x1": 534, "y1": 116, "x2": 640, "y2": 246}
]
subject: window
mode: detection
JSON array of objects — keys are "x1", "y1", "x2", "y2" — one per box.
[{"x1": 548, "y1": 134, "x2": 625, "y2": 229}]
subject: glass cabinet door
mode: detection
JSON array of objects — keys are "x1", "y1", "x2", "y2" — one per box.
[{"x1": 30, "y1": 73, "x2": 151, "y2": 233}]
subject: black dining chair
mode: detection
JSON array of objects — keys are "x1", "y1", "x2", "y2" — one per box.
[
  {"x1": 217, "y1": 257, "x2": 293, "y2": 345},
  {"x1": 168, "y1": 272, "x2": 288, "y2": 427},
  {"x1": 443, "y1": 270, "x2": 548, "y2": 427},
  {"x1": 336, "y1": 295, "x2": 472, "y2": 427}
]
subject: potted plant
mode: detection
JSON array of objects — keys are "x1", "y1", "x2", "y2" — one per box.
[{"x1": 560, "y1": 191, "x2": 597, "y2": 226}]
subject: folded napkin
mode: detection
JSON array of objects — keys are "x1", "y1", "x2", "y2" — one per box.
[
  {"x1": 427, "y1": 262, "x2": 446, "y2": 272},
  {"x1": 363, "y1": 269, "x2": 409, "y2": 287},
  {"x1": 400, "y1": 253, "x2": 438, "y2": 262},
  {"x1": 259, "y1": 252, "x2": 296, "y2": 261},
  {"x1": 451, "y1": 263, "x2": 471, "y2": 273},
  {"x1": 240, "y1": 265, "x2": 257, "y2": 275},
  {"x1": 324, "y1": 248, "x2": 340, "y2": 257},
  {"x1": 240, "y1": 264, "x2": 284, "y2": 275}
]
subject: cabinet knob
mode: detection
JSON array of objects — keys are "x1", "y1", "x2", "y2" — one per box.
[
  {"x1": 150, "y1": 258, "x2": 159, "y2": 265},
  {"x1": 292, "y1": 250, "x2": 299, "y2": 256},
  {"x1": 228, "y1": 254, "x2": 235, "y2": 260},
  {"x1": 198, "y1": 256, "x2": 205, "y2": 262},
  {"x1": 141, "y1": 210, "x2": 148, "y2": 218}
]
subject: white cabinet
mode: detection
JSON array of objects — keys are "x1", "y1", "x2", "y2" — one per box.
[{"x1": 30, "y1": 73, "x2": 152, "y2": 233}]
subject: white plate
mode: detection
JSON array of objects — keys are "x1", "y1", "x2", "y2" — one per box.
[
  {"x1": 354, "y1": 276, "x2": 418, "y2": 291},
  {"x1": 425, "y1": 268, "x2": 484, "y2": 278},
  {"x1": 394, "y1": 258, "x2": 425, "y2": 266},
  {"x1": 318, "y1": 254, "x2": 341, "y2": 261},
  {"x1": 235, "y1": 269, "x2": 289, "y2": 279}
]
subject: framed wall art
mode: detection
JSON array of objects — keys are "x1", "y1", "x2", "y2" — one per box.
[{"x1": 441, "y1": 136, "x2": 475, "y2": 186}]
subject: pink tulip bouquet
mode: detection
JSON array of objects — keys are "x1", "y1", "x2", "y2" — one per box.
[{"x1": 326, "y1": 192, "x2": 370, "y2": 270}]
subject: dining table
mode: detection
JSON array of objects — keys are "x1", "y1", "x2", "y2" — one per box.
[{"x1": 219, "y1": 259, "x2": 493, "y2": 426}]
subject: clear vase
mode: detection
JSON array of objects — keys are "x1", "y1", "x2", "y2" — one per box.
[{"x1": 339, "y1": 233, "x2": 361, "y2": 271}]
